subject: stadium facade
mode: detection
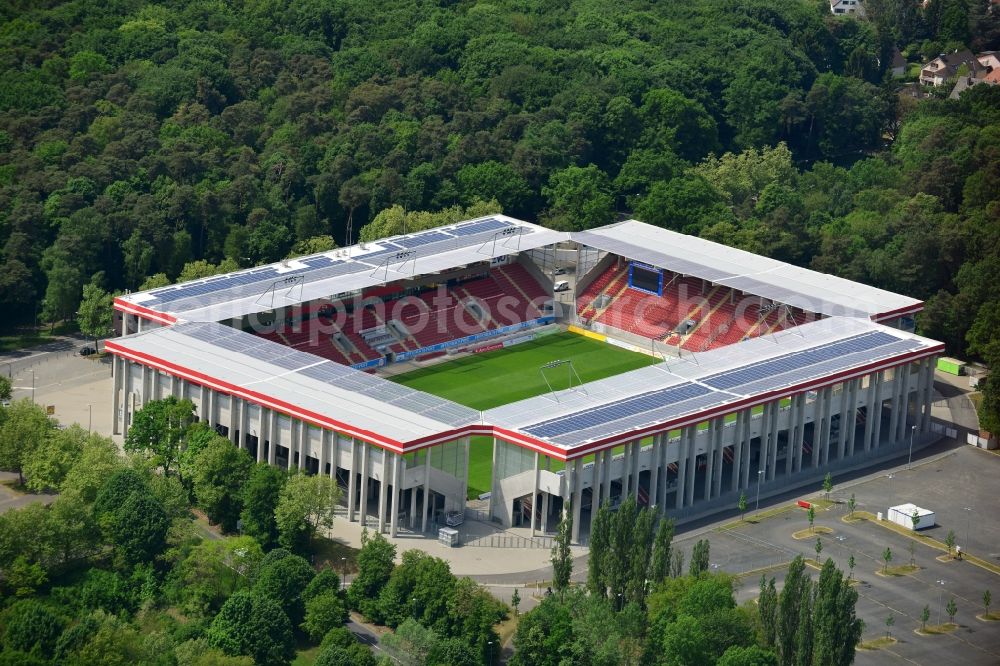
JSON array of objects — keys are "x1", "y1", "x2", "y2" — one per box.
[{"x1": 110, "y1": 217, "x2": 942, "y2": 543}]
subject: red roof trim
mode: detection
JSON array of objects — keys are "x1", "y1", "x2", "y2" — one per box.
[
  {"x1": 114, "y1": 298, "x2": 177, "y2": 325},
  {"x1": 106, "y1": 339, "x2": 941, "y2": 465}
]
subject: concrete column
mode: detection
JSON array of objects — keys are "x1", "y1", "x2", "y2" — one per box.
[
  {"x1": 896, "y1": 362, "x2": 913, "y2": 442},
  {"x1": 871, "y1": 370, "x2": 886, "y2": 449},
  {"x1": 422, "y1": 448, "x2": 432, "y2": 533},
  {"x1": 712, "y1": 418, "x2": 724, "y2": 498},
  {"x1": 531, "y1": 452, "x2": 540, "y2": 537},
  {"x1": 731, "y1": 413, "x2": 744, "y2": 491},
  {"x1": 862, "y1": 372, "x2": 878, "y2": 451},
  {"x1": 347, "y1": 439, "x2": 358, "y2": 521},
  {"x1": 169, "y1": 373, "x2": 177, "y2": 398},
  {"x1": 410, "y1": 453, "x2": 419, "y2": 529},
  {"x1": 541, "y1": 491, "x2": 549, "y2": 534},
  {"x1": 657, "y1": 434, "x2": 669, "y2": 507},
  {"x1": 253, "y1": 407, "x2": 264, "y2": 462},
  {"x1": 758, "y1": 405, "x2": 772, "y2": 479},
  {"x1": 921, "y1": 358, "x2": 935, "y2": 432},
  {"x1": 768, "y1": 401, "x2": 779, "y2": 478},
  {"x1": 378, "y1": 447, "x2": 388, "y2": 533},
  {"x1": 887, "y1": 368, "x2": 903, "y2": 445},
  {"x1": 390, "y1": 453, "x2": 402, "y2": 537},
  {"x1": 461, "y1": 437, "x2": 470, "y2": 506},
  {"x1": 318, "y1": 428, "x2": 328, "y2": 479},
  {"x1": 199, "y1": 385, "x2": 208, "y2": 423},
  {"x1": 122, "y1": 361, "x2": 134, "y2": 432},
  {"x1": 784, "y1": 397, "x2": 795, "y2": 477},
  {"x1": 684, "y1": 426, "x2": 696, "y2": 508},
  {"x1": 207, "y1": 387, "x2": 217, "y2": 429},
  {"x1": 835, "y1": 384, "x2": 848, "y2": 461},
  {"x1": 489, "y1": 438, "x2": 500, "y2": 520},
  {"x1": 845, "y1": 379, "x2": 859, "y2": 457},
  {"x1": 589, "y1": 451, "x2": 602, "y2": 538},
  {"x1": 740, "y1": 410, "x2": 752, "y2": 489},
  {"x1": 571, "y1": 458, "x2": 582, "y2": 543},
  {"x1": 228, "y1": 396, "x2": 238, "y2": 444},
  {"x1": 620, "y1": 444, "x2": 631, "y2": 499},
  {"x1": 649, "y1": 437, "x2": 660, "y2": 508},
  {"x1": 359, "y1": 442, "x2": 370, "y2": 527},
  {"x1": 602, "y1": 449, "x2": 612, "y2": 504},
  {"x1": 266, "y1": 410, "x2": 276, "y2": 465},
  {"x1": 676, "y1": 428, "x2": 688, "y2": 510},
  {"x1": 631, "y1": 441, "x2": 641, "y2": 501},
  {"x1": 111, "y1": 355, "x2": 123, "y2": 435},
  {"x1": 703, "y1": 424, "x2": 715, "y2": 502}
]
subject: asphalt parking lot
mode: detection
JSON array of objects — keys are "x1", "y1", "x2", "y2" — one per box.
[{"x1": 687, "y1": 443, "x2": 1000, "y2": 665}]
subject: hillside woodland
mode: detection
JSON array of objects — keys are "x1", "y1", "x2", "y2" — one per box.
[{"x1": 1, "y1": 0, "x2": 998, "y2": 365}]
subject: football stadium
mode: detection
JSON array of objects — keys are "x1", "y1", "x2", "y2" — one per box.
[{"x1": 109, "y1": 216, "x2": 942, "y2": 544}]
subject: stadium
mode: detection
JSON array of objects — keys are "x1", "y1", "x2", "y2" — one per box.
[{"x1": 109, "y1": 216, "x2": 942, "y2": 544}]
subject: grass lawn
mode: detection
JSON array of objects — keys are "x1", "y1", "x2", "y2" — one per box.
[{"x1": 392, "y1": 332, "x2": 659, "y2": 498}]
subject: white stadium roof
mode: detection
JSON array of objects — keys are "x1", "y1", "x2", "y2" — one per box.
[
  {"x1": 574, "y1": 221, "x2": 922, "y2": 321},
  {"x1": 109, "y1": 216, "x2": 937, "y2": 458},
  {"x1": 107, "y1": 317, "x2": 942, "y2": 456}
]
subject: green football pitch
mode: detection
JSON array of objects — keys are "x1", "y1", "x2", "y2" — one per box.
[{"x1": 391, "y1": 331, "x2": 659, "y2": 497}]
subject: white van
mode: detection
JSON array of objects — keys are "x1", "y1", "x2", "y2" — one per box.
[{"x1": 553, "y1": 280, "x2": 570, "y2": 292}]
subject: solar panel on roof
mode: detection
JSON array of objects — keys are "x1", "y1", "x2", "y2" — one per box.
[{"x1": 523, "y1": 382, "x2": 711, "y2": 438}]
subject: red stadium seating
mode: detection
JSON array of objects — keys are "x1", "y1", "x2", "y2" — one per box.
[{"x1": 255, "y1": 263, "x2": 551, "y2": 365}]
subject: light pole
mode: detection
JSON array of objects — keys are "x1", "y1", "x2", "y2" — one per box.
[
  {"x1": 340, "y1": 557, "x2": 347, "y2": 590},
  {"x1": 487, "y1": 640, "x2": 494, "y2": 665},
  {"x1": 755, "y1": 469, "x2": 764, "y2": 512},
  {"x1": 937, "y1": 579, "x2": 946, "y2": 625},
  {"x1": 886, "y1": 473, "x2": 894, "y2": 508},
  {"x1": 963, "y1": 507, "x2": 972, "y2": 552},
  {"x1": 907, "y1": 425, "x2": 915, "y2": 469}
]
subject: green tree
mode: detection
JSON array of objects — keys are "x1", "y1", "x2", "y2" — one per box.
[
  {"x1": 275, "y1": 472, "x2": 340, "y2": 552},
  {"x1": 847, "y1": 493, "x2": 856, "y2": 518},
  {"x1": 650, "y1": 517, "x2": 675, "y2": 586},
  {"x1": 510, "y1": 596, "x2": 572, "y2": 666},
  {"x1": 738, "y1": 492, "x2": 748, "y2": 521},
  {"x1": 550, "y1": 505, "x2": 573, "y2": 598},
  {"x1": 758, "y1": 576, "x2": 778, "y2": 648},
  {"x1": 882, "y1": 547, "x2": 892, "y2": 573},
  {"x1": 77, "y1": 282, "x2": 114, "y2": 340},
  {"x1": 946, "y1": 597, "x2": 957, "y2": 624},
  {"x1": 884, "y1": 613, "x2": 894, "y2": 638},
  {"x1": 542, "y1": 165, "x2": 614, "y2": 231},
  {"x1": 348, "y1": 529, "x2": 397, "y2": 619},
  {"x1": 689, "y1": 539, "x2": 710, "y2": 577},
  {"x1": 848, "y1": 554, "x2": 856, "y2": 581},
  {"x1": 456, "y1": 161, "x2": 531, "y2": 215},
  {"x1": 106, "y1": 490, "x2": 170, "y2": 565},
  {"x1": 207, "y1": 590, "x2": 296, "y2": 666},
  {"x1": 587, "y1": 503, "x2": 611, "y2": 597},
  {"x1": 662, "y1": 613, "x2": 711, "y2": 666},
  {"x1": 822, "y1": 473, "x2": 833, "y2": 498},
  {"x1": 0, "y1": 376, "x2": 10, "y2": 402},
  {"x1": 123, "y1": 397, "x2": 196, "y2": 477},
  {"x1": 984, "y1": 589, "x2": 992, "y2": 618},
  {"x1": 6, "y1": 556, "x2": 47, "y2": 597},
  {"x1": 1, "y1": 600, "x2": 64, "y2": 658},
  {"x1": 776, "y1": 556, "x2": 808, "y2": 665},
  {"x1": 945, "y1": 530, "x2": 956, "y2": 556},
  {"x1": 811, "y1": 559, "x2": 861, "y2": 666},
  {"x1": 807, "y1": 506, "x2": 816, "y2": 533},
  {"x1": 717, "y1": 645, "x2": 778, "y2": 666},
  {"x1": 240, "y1": 462, "x2": 287, "y2": 549},
  {"x1": 921, "y1": 605, "x2": 930, "y2": 631},
  {"x1": 254, "y1": 551, "x2": 316, "y2": 628},
  {"x1": 0, "y1": 399, "x2": 53, "y2": 485},
  {"x1": 193, "y1": 436, "x2": 254, "y2": 532},
  {"x1": 814, "y1": 538, "x2": 823, "y2": 562},
  {"x1": 22, "y1": 424, "x2": 89, "y2": 492},
  {"x1": 511, "y1": 588, "x2": 521, "y2": 617},
  {"x1": 302, "y1": 591, "x2": 348, "y2": 642}
]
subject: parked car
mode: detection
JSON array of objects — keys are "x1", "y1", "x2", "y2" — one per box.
[
  {"x1": 79, "y1": 346, "x2": 96, "y2": 356},
  {"x1": 444, "y1": 510, "x2": 464, "y2": 527}
]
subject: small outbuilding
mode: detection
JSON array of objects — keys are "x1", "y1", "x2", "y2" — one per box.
[{"x1": 887, "y1": 503, "x2": 935, "y2": 531}]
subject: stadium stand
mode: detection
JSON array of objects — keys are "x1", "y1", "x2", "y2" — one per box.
[{"x1": 253, "y1": 263, "x2": 551, "y2": 365}]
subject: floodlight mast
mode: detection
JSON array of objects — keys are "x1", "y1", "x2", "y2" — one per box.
[
  {"x1": 476, "y1": 226, "x2": 525, "y2": 256},
  {"x1": 255, "y1": 274, "x2": 305, "y2": 308},
  {"x1": 369, "y1": 249, "x2": 418, "y2": 281},
  {"x1": 538, "y1": 359, "x2": 587, "y2": 403}
]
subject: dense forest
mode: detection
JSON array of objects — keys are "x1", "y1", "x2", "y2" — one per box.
[{"x1": 4, "y1": 1, "x2": 1000, "y2": 419}]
